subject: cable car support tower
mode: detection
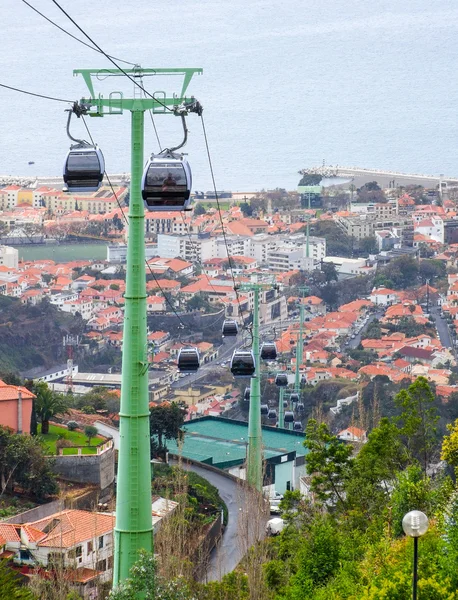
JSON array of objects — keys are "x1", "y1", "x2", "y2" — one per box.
[
  {"x1": 236, "y1": 277, "x2": 278, "y2": 491},
  {"x1": 72, "y1": 66, "x2": 202, "y2": 591}
]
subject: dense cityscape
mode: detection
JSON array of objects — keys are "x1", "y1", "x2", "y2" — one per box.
[{"x1": 1, "y1": 169, "x2": 458, "y2": 598}]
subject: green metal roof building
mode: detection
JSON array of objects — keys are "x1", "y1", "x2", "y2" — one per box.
[{"x1": 167, "y1": 416, "x2": 308, "y2": 494}]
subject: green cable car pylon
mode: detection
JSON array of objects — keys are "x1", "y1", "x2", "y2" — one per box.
[
  {"x1": 72, "y1": 66, "x2": 202, "y2": 592},
  {"x1": 237, "y1": 277, "x2": 279, "y2": 491}
]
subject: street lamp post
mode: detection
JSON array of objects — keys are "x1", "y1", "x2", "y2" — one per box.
[{"x1": 402, "y1": 510, "x2": 429, "y2": 600}]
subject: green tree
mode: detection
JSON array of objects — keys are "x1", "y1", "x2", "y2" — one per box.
[
  {"x1": 375, "y1": 255, "x2": 419, "y2": 290},
  {"x1": 193, "y1": 203, "x2": 206, "y2": 216},
  {"x1": 0, "y1": 426, "x2": 57, "y2": 500},
  {"x1": 239, "y1": 202, "x2": 253, "y2": 217},
  {"x1": 419, "y1": 259, "x2": 446, "y2": 282},
  {"x1": 304, "y1": 419, "x2": 353, "y2": 509},
  {"x1": 346, "y1": 418, "x2": 410, "y2": 528},
  {"x1": 390, "y1": 465, "x2": 435, "y2": 537},
  {"x1": 286, "y1": 515, "x2": 341, "y2": 596},
  {"x1": 150, "y1": 402, "x2": 187, "y2": 456},
  {"x1": 0, "y1": 559, "x2": 33, "y2": 599},
  {"x1": 321, "y1": 261, "x2": 338, "y2": 283},
  {"x1": 359, "y1": 236, "x2": 378, "y2": 255},
  {"x1": 83, "y1": 425, "x2": 98, "y2": 446},
  {"x1": 394, "y1": 377, "x2": 439, "y2": 472},
  {"x1": 109, "y1": 550, "x2": 195, "y2": 600},
  {"x1": 33, "y1": 382, "x2": 68, "y2": 435}
]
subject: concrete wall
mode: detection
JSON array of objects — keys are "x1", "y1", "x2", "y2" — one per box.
[{"x1": 52, "y1": 445, "x2": 115, "y2": 490}]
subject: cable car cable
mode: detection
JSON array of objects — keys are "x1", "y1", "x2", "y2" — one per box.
[
  {"x1": 50, "y1": 0, "x2": 174, "y2": 113},
  {"x1": 80, "y1": 115, "x2": 191, "y2": 330},
  {"x1": 20, "y1": 0, "x2": 137, "y2": 67},
  {"x1": 0, "y1": 81, "x2": 72, "y2": 103},
  {"x1": 199, "y1": 113, "x2": 246, "y2": 328}
]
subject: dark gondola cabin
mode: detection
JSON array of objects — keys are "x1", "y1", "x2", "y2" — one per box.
[
  {"x1": 260, "y1": 343, "x2": 277, "y2": 361},
  {"x1": 284, "y1": 411, "x2": 294, "y2": 423},
  {"x1": 293, "y1": 421, "x2": 303, "y2": 431},
  {"x1": 63, "y1": 145, "x2": 105, "y2": 193},
  {"x1": 142, "y1": 153, "x2": 192, "y2": 212},
  {"x1": 230, "y1": 350, "x2": 256, "y2": 378},
  {"x1": 177, "y1": 347, "x2": 200, "y2": 372},
  {"x1": 260, "y1": 404, "x2": 269, "y2": 415},
  {"x1": 290, "y1": 393, "x2": 299, "y2": 403},
  {"x1": 244, "y1": 387, "x2": 251, "y2": 401},
  {"x1": 268, "y1": 409, "x2": 277, "y2": 420},
  {"x1": 222, "y1": 320, "x2": 239, "y2": 337},
  {"x1": 297, "y1": 402, "x2": 305, "y2": 412},
  {"x1": 275, "y1": 373, "x2": 288, "y2": 387}
]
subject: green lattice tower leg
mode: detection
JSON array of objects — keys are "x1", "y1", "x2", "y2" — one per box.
[
  {"x1": 113, "y1": 108, "x2": 153, "y2": 588},
  {"x1": 278, "y1": 387, "x2": 285, "y2": 429},
  {"x1": 247, "y1": 287, "x2": 262, "y2": 491}
]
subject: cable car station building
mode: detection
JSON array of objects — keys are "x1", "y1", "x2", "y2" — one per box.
[{"x1": 166, "y1": 416, "x2": 308, "y2": 495}]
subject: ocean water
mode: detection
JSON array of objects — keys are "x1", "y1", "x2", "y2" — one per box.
[{"x1": 1, "y1": 0, "x2": 458, "y2": 192}]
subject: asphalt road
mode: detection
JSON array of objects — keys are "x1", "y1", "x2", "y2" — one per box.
[
  {"x1": 172, "y1": 461, "x2": 258, "y2": 581},
  {"x1": 430, "y1": 302, "x2": 454, "y2": 351},
  {"x1": 347, "y1": 309, "x2": 385, "y2": 350}
]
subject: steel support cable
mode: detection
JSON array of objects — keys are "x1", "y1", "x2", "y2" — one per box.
[
  {"x1": 21, "y1": 0, "x2": 137, "y2": 66},
  {"x1": 199, "y1": 113, "x2": 246, "y2": 329},
  {"x1": 0, "y1": 82, "x2": 72, "y2": 103},
  {"x1": 81, "y1": 115, "x2": 190, "y2": 329},
  {"x1": 50, "y1": 0, "x2": 174, "y2": 113}
]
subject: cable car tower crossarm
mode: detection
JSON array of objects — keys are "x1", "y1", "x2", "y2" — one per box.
[{"x1": 73, "y1": 66, "x2": 202, "y2": 594}]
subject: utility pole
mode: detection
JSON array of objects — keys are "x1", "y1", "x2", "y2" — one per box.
[
  {"x1": 237, "y1": 277, "x2": 278, "y2": 491},
  {"x1": 73, "y1": 67, "x2": 202, "y2": 592}
]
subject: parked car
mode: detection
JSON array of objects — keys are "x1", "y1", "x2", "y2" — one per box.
[{"x1": 266, "y1": 517, "x2": 285, "y2": 536}]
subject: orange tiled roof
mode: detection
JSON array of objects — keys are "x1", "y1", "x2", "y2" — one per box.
[
  {"x1": 0, "y1": 385, "x2": 35, "y2": 402},
  {"x1": 30, "y1": 510, "x2": 115, "y2": 548}
]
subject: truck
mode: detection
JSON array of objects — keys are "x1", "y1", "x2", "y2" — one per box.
[{"x1": 266, "y1": 517, "x2": 285, "y2": 536}]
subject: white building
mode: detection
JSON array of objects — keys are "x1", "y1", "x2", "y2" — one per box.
[
  {"x1": 414, "y1": 216, "x2": 444, "y2": 243},
  {"x1": 157, "y1": 233, "x2": 217, "y2": 262},
  {"x1": 322, "y1": 256, "x2": 375, "y2": 277},
  {"x1": 267, "y1": 246, "x2": 315, "y2": 272},
  {"x1": 0, "y1": 245, "x2": 18, "y2": 268},
  {"x1": 107, "y1": 243, "x2": 158, "y2": 263}
]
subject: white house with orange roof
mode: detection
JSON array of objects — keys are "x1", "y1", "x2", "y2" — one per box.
[
  {"x1": 21, "y1": 289, "x2": 44, "y2": 306},
  {"x1": 414, "y1": 216, "x2": 444, "y2": 244},
  {"x1": 302, "y1": 295, "x2": 326, "y2": 315},
  {"x1": 146, "y1": 295, "x2": 166, "y2": 313},
  {"x1": 72, "y1": 275, "x2": 97, "y2": 292},
  {"x1": 4, "y1": 509, "x2": 115, "y2": 594},
  {"x1": 337, "y1": 427, "x2": 367, "y2": 444},
  {"x1": 369, "y1": 287, "x2": 401, "y2": 306},
  {"x1": 62, "y1": 298, "x2": 94, "y2": 321}
]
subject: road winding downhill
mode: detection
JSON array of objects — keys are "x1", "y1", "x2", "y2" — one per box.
[{"x1": 171, "y1": 460, "x2": 260, "y2": 581}]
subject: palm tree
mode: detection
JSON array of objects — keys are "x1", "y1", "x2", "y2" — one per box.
[{"x1": 33, "y1": 382, "x2": 69, "y2": 435}]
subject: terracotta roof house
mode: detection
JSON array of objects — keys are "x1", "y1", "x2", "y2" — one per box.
[{"x1": 0, "y1": 380, "x2": 35, "y2": 434}]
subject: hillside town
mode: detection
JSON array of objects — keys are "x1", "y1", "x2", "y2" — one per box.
[{"x1": 2, "y1": 175, "x2": 458, "y2": 597}]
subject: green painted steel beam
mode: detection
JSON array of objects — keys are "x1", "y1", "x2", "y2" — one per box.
[{"x1": 113, "y1": 108, "x2": 153, "y2": 588}]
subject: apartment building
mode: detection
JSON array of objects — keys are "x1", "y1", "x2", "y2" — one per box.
[
  {"x1": 157, "y1": 233, "x2": 217, "y2": 262},
  {"x1": 0, "y1": 245, "x2": 18, "y2": 268}
]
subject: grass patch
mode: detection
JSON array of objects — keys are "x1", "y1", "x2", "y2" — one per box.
[
  {"x1": 38, "y1": 424, "x2": 104, "y2": 455},
  {"x1": 199, "y1": 201, "x2": 232, "y2": 211}
]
